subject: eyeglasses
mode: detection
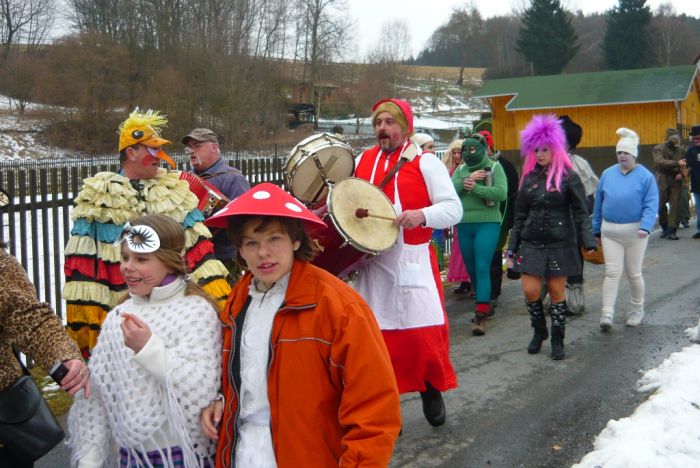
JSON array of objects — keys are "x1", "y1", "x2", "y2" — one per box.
[{"x1": 186, "y1": 141, "x2": 208, "y2": 152}]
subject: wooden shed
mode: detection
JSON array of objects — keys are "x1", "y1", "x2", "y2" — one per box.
[{"x1": 475, "y1": 64, "x2": 700, "y2": 172}]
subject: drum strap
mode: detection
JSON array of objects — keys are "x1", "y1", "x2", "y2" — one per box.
[
  {"x1": 376, "y1": 141, "x2": 418, "y2": 189},
  {"x1": 378, "y1": 158, "x2": 407, "y2": 190}
]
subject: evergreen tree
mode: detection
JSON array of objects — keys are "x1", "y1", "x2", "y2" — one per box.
[
  {"x1": 603, "y1": 0, "x2": 653, "y2": 70},
  {"x1": 516, "y1": 0, "x2": 579, "y2": 75}
]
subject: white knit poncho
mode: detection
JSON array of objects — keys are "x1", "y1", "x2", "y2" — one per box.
[{"x1": 68, "y1": 278, "x2": 222, "y2": 467}]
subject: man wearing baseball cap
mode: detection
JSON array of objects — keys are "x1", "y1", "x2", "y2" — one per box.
[
  {"x1": 183, "y1": 128, "x2": 250, "y2": 280},
  {"x1": 63, "y1": 109, "x2": 231, "y2": 357}
]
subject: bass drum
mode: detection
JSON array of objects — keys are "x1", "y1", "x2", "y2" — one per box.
[
  {"x1": 284, "y1": 133, "x2": 354, "y2": 204},
  {"x1": 309, "y1": 177, "x2": 399, "y2": 278}
]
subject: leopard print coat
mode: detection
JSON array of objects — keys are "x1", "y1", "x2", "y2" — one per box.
[{"x1": 0, "y1": 248, "x2": 81, "y2": 390}]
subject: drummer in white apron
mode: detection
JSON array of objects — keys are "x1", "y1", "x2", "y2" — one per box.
[{"x1": 353, "y1": 98, "x2": 462, "y2": 427}]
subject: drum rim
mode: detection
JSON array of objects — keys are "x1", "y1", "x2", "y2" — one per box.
[
  {"x1": 326, "y1": 177, "x2": 398, "y2": 255},
  {"x1": 286, "y1": 132, "x2": 352, "y2": 166},
  {"x1": 285, "y1": 134, "x2": 355, "y2": 203}
]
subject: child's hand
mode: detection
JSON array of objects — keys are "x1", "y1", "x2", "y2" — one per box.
[
  {"x1": 200, "y1": 399, "x2": 224, "y2": 440},
  {"x1": 121, "y1": 313, "x2": 152, "y2": 354}
]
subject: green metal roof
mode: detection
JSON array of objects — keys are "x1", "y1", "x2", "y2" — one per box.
[{"x1": 475, "y1": 65, "x2": 699, "y2": 110}]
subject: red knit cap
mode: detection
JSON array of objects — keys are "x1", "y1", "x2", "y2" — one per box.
[{"x1": 371, "y1": 98, "x2": 414, "y2": 135}]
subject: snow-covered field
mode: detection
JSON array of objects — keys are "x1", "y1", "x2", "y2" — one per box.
[{"x1": 0, "y1": 95, "x2": 76, "y2": 160}]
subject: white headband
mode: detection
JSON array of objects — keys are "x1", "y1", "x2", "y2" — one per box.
[{"x1": 115, "y1": 223, "x2": 161, "y2": 253}]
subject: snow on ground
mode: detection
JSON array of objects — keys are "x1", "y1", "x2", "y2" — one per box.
[
  {"x1": 0, "y1": 95, "x2": 78, "y2": 161},
  {"x1": 573, "y1": 339, "x2": 700, "y2": 468}
]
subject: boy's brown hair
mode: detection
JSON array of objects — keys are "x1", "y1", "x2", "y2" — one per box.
[{"x1": 227, "y1": 215, "x2": 317, "y2": 267}]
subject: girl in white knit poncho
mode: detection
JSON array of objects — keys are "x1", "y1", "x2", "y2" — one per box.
[{"x1": 68, "y1": 214, "x2": 222, "y2": 468}]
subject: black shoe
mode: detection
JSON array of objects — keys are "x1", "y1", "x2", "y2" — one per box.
[
  {"x1": 420, "y1": 383, "x2": 446, "y2": 427},
  {"x1": 527, "y1": 327, "x2": 549, "y2": 354},
  {"x1": 551, "y1": 327, "x2": 565, "y2": 360},
  {"x1": 693, "y1": 233, "x2": 700, "y2": 239},
  {"x1": 667, "y1": 232, "x2": 679, "y2": 240},
  {"x1": 453, "y1": 282, "x2": 471, "y2": 295},
  {"x1": 660, "y1": 231, "x2": 668, "y2": 238},
  {"x1": 680, "y1": 221, "x2": 690, "y2": 229}
]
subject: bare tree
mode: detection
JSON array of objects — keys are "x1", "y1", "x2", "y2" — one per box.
[
  {"x1": 0, "y1": 0, "x2": 55, "y2": 58},
  {"x1": 651, "y1": 3, "x2": 685, "y2": 67},
  {"x1": 367, "y1": 19, "x2": 412, "y2": 64},
  {"x1": 366, "y1": 19, "x2": 412, "y2": 96},
  {"x1": 295, "y1": 0, "x2": 352, "y2": 122}
]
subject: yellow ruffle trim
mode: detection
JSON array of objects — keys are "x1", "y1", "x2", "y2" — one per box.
[
  {"x1": 191, "y1": 259, "x2": 232, "y2": 283},
  {"x1": 185, "y1": 222, "x2": 215, "y2": 248},
  {"x1": 66, "y1": 304, "x2": 109, "y2": 350},
  {"x1": 72, "y1": 170, "x2": 199, "y2": 224},
  {"x1": 200, "y1": 278, "x2": 233, "y2": 310},
  {"x1": 63, "y1": 281, "x2": 126, "y2": 309},
  {"x1": 65, "y1": 237, "x2": 121, "y2": 263}
]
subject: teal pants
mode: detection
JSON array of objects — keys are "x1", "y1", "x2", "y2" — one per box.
[{"x1": 457, "y1": 222, "x2": 501, "y2": 304}]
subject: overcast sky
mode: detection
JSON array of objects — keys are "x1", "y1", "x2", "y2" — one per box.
[{"x1": 347, "y1": 0, "x2": 699, "y2": 59}]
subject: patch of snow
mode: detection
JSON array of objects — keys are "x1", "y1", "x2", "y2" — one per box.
[{"x1": 573, "y1": 344, "x2": 700, "y2": 467}]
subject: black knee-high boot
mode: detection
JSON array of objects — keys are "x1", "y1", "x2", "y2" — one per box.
[
  {"x1": 550, "y1": 301, "x2": 567, "y2": 360},
  {"x1": 526, "y1": 300, "x2": 548, "y2": 354}
]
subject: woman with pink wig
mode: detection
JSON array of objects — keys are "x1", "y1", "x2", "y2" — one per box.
[{"x1": 507, "y1": 114, "x2": 596, "y2": 360}]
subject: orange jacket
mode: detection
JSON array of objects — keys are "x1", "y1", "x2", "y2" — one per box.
[{"x1": 216, "y1": 260, "x2": 401, "y2": 467}]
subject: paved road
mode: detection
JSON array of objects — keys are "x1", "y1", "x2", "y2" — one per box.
[
  {"x1": 38, "y1": 228, "x2": 700, "y2": 468},
  {"x1": 391, "y1": 229, "x2": 700, "y2": 467}
]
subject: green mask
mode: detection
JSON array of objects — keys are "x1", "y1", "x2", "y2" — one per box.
[{"x1": 462, "y1": 136, "x2": 487, "y2": 168}]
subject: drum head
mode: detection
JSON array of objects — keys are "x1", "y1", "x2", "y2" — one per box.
[
  {"x1": 327, "y1": 178, "x2": 399, "y2": 254},
  {"x1": 285, "y1": 134, "x2": 354, "y2": 203}
]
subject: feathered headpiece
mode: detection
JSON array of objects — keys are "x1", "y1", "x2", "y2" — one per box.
[
  {"x1": 519, "y1": 114, "x2": 572, "y2": 191},
  {"x1": 118, "y1": 107, "x2": 175, "y2": 168}
]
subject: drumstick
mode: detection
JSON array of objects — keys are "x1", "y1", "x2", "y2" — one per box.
[{"x1": 355, "y1": 208, "x2": 396, "y2": 222}]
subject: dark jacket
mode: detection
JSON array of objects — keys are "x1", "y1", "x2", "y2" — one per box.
[
  {"x1": 508, "y1": 165, "x2": 595, "y2": 253},
  {"x1": 652, "y1": 141, "x2": 686, "y2": 191},
  {"x1": 687, "y1": 145, "x2": 700, "y2": 194},
  {"x1": 497, "y1": 154, "x2": 519, "y2": 232},
  {"x1": 194, "y1": 158, "x2": 250, "y2": 260}
]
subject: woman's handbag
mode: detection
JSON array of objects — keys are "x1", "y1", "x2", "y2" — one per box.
[
  {"x1": 582, "y1": 245, "x2": 604, "y2": 265},
  {"x1": 0, "y1": 351, "x2": 65, "y2": 463}
]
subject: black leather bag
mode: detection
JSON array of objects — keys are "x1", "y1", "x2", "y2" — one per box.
[{"x1": 0, "y1": 353, "x2": 65, "y2": 463}]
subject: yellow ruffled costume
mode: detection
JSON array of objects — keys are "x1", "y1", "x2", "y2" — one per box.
[{"x1": 64, "y1": 169, "x2": 231, "y2": 353}]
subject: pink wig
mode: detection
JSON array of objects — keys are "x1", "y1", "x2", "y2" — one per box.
[{"x1": 519, "y1": 114, "x2": 573, "y2": 191}]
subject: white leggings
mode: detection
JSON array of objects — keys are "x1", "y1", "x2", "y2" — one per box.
[{"x1": 601, "y1": 220, "x2": 649, "y2": 315}]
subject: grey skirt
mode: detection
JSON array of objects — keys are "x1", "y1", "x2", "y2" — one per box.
[{"x1": 512, "y1": 244, "x2": 582, "y2": 278}]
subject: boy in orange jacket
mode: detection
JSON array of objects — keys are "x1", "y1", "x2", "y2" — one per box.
[{"x1": 200, "y1": 183, "x2": 401, "y2": 467}]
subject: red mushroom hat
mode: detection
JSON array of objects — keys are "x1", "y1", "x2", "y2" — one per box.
[{"x1": 204, "y1": 182, "x2": 326, "y2": 229}]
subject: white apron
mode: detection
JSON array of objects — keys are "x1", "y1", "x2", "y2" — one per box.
[{"x1": 352, "y1": 148, "x2": 444, "y2": 330}]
